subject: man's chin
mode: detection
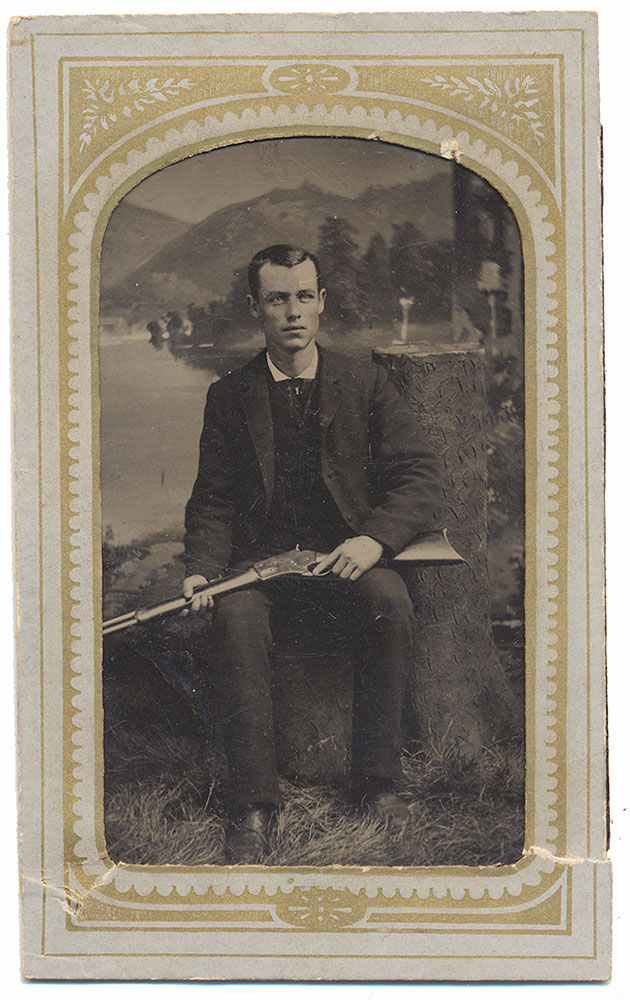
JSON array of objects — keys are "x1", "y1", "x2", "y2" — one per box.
[{"x1": 283, "y1": 333, "x2": 315, "y2": 351}]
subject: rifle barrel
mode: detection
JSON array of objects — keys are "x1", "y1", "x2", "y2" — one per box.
[
  {"x1": 102, "y1": 567, "x2": 259, "y2": 636},
  {"x1": 103, "y1": 610, "x2": 137, "y2": 627}
]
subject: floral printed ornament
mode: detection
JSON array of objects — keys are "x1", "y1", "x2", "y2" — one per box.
[
  {"x1": 421, "y1": 73, "x2": 545, "y2": 144},
  {"x1": 79, "y1": 77, "x2": 196, "y2": 152}
]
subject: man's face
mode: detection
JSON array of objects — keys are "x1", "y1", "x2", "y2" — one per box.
[{"x1": 247, "y1": 259, "x2": 326, "y2": 355}]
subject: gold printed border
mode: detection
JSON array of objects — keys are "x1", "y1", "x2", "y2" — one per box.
[
  {"x1": 58, "y1": 60, "x2": 566, "y2": 930},
  {"x1": 61, "y1": 55, "x2": 564, "y2": 211},
  {"x1": 64, "y1": 864, "x2": 571, "y2": 934}
]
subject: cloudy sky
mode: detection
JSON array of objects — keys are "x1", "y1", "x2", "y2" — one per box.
[{"x1": 125, "y1": 137, "x2": 448, "y2": 223}]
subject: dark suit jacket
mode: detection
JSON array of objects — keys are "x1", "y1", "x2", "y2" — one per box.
[{"x1": 184, "y1": 345, "x2": 443, "y2": 580}]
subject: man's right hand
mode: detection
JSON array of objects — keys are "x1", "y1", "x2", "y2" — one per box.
[{"x1": 181, "y1": 575, "x2": 214, "y2": 616}]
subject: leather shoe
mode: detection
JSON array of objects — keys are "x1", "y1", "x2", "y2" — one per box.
[
  {"x1": 362, "y1": 791, "x2": 410, "y2": 830},
  {"x1": 226, "y1": 805, "x2": 276, "y2": 863}
]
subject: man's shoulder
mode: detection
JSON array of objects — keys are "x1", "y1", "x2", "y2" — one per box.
[
  {"x1": 206, "y1": 349, "x2": 266, "y2": 398},
  {"x1": 318, "y1": 346, "x2": 382, "y2": 389},
  {"x1": 205, "y1": 345, "x2": 386, "y2": 396}
]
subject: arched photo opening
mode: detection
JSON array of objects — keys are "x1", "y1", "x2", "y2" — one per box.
[{"x1": 99, "y1": 136, "x2": 525, "y2": 868}]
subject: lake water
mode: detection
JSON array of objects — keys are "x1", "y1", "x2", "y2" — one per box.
[
  {"x1": 99, "y1": 322, "x2": 451, "y2": 547},
  {"x1": 100, "y1": 337, "x2": 218, "y2": 546}
]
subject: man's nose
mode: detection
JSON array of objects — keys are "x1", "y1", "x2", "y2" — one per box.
[{"x1": 286, "y1": 296, "x2": 301, "y2": 319}]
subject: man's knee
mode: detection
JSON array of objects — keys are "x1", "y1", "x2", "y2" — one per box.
[
  {"x1": 351, "y1": 568, "x2": 413, "y2": 621},
  {"x1": 213, "y1": 586, "x2": 272, "y2": 644}
]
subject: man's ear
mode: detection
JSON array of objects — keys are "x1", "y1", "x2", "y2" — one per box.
[
  {"x1": 318, "y1": 287, "x2": 327, "y2": 314},
  {"x1": 246, "y1": 293, "x2": 260, "y2": 319}
]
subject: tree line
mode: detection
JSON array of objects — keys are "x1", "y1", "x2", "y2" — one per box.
[{"x1": 147, "y1": 216, "x2": 454, "y2": 350}]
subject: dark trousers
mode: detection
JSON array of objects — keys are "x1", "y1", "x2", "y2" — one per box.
[{"x1": 205, "y1": 567, "x2": 414, "y2": 815}]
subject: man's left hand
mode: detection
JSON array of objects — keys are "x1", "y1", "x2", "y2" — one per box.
[{"x1": 312, "y1": 536, "x2": 384, "y2": 581}]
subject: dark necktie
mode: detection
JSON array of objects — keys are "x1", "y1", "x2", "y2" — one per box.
[
  {"x1": 285, "y1": 377, "x2": 306, "y2": 394},
  {"x1": 279, "y1": 377, "x2": 312, "y2": 413}
]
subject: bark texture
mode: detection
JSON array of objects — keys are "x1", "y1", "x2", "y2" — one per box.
[{"x1": 374, "y1": 346, "x2": 521, "y2": 756}]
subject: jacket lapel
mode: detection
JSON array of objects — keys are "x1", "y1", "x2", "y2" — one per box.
[
  {"x1": 316, "y1": 346, "x2": 342, "y2": 440},
  {"x1": 238, "y1": 351, "x2": 275, "y2": 503}
]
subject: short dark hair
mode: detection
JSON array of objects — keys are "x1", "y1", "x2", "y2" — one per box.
[{"x1": 247, "y1": 244, "x2": 321, "y2": 301}]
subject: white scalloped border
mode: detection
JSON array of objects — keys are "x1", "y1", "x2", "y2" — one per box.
[
  {"x1": 66, "y1": 856, "x2": 568, "y2": 931},
  {"x1": 76, "y1": 850, "x2": 564, "y2": 907},
  {"x1": 62, "y1": 100, "x2": 561, "y2": 911}
]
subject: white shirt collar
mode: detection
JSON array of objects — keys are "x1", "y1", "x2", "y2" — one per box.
[{"x1": 266, "y1": 349, "x2": 319, "y2": 382}]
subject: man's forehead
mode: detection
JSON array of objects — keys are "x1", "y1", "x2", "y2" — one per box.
[{"x1": 258, "y1": 259, "x2": 318, "y2": 292}]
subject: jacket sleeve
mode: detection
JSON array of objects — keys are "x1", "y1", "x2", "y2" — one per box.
[
  {"x1": 359, "y1": 365, "x2": 445, "y2": 555},
  {"x1": 184, "y1": 385, "x2": 236, "y2": 581}
]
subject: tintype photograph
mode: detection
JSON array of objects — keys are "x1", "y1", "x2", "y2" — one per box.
[
  {"x1": 100, "y1": 136, "x2": 525, "y2": 868},
  {"x1": 13, "y1": 11, "x2": 607, "y2": 980}
]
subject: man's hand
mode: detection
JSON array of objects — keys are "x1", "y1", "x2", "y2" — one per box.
[
  {"x1": 312, "y1": 536, "x2": 384, "y2": 581},
  {"x1": 181, "y1": 574, "x2": 214, "y2": 616}
]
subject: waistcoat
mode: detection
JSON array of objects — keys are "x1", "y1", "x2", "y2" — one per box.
[{"x1": 253, "y1": 371, "x2": 349, "y2": 556}]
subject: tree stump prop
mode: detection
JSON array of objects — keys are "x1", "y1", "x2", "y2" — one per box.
[{"x1": 374, "y1": 345, "x2": 521, "y2": 757}]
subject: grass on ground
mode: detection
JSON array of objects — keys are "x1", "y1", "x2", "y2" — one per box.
[{"x1": 104, "y1": 723, "x2": 524, "y2": 869}]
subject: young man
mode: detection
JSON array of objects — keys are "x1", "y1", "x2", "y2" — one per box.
[{"x1": 183, "y1": 244, "x2": 443, "y2": 862}]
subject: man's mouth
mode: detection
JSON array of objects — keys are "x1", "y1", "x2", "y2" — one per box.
[{"x1": 284, "y1": 326, "x2": 306, "y2": 332}]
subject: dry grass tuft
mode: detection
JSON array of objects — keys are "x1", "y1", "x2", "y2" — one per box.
[{"x1": 104, "y1": 723, "x2": 524, "y2": 869}]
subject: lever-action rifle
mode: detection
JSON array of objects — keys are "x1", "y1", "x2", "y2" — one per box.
[{"x1": 103, "y1": 529, "x2": 463, "y2": 637}]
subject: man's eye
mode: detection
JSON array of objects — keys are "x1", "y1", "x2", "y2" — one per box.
[{"x1": 298, "y1": 292, "x2": 315, "y2": 300}]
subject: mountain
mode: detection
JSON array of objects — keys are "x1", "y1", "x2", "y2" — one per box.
[
  {"x1": 100, "y1": 176, "x2": 454, "y2": 320},
  {"x1": 100, "y1": 202, "x2": 188, "y2": 291},
  {"x1": 355, "y1": 176, "x2": 455, "y2": 245}
]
